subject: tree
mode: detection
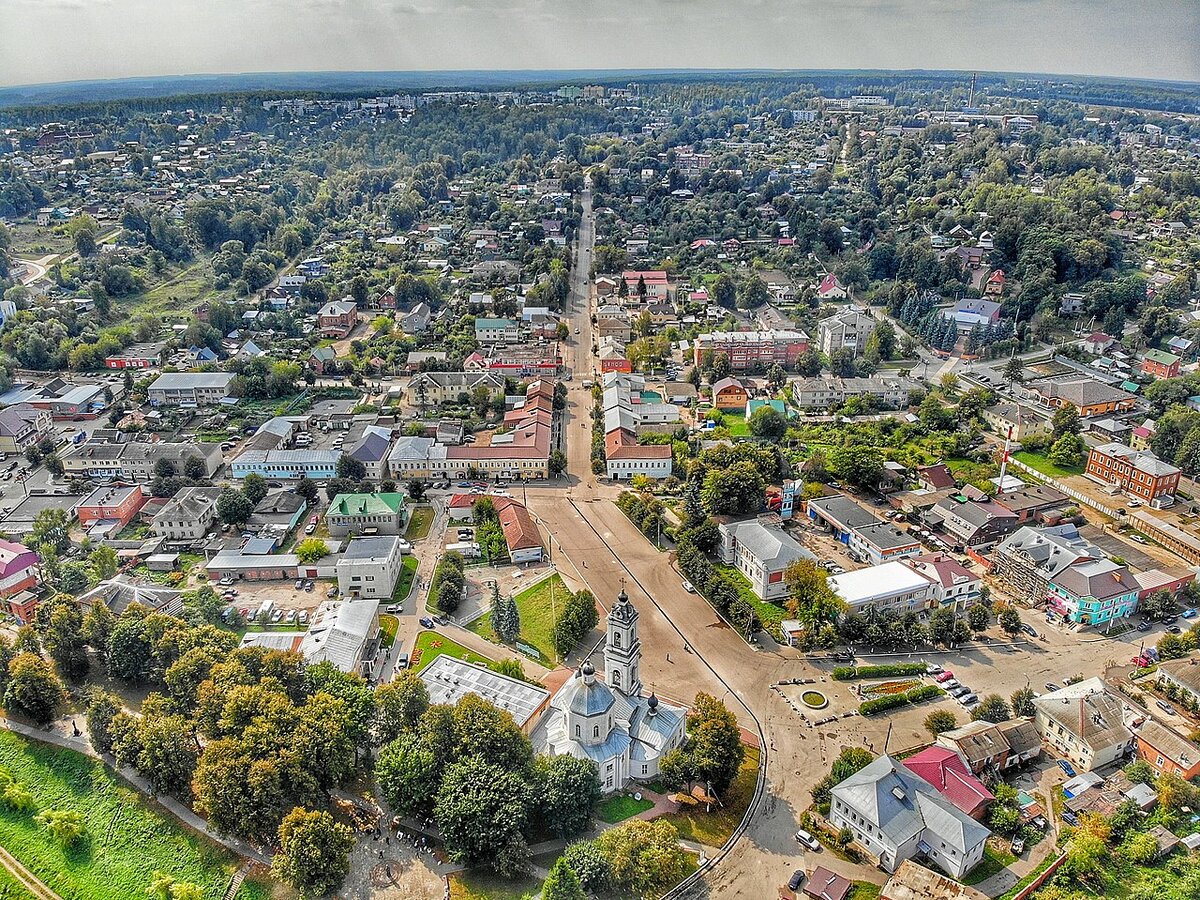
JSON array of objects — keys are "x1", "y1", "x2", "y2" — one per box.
[
  {"x1": 747, "y1": 405, "x2": 788, "y2": 439},
  {"x1": 435, "y1": 756, "x2": 530, "y2": 869},
  {"x1": 134, "y1": 711, "x2": 198, "y2": 798},
  {"x1": 4, "y1": 652, "x2": 62, "y2": 725},
  {"x1": 30, "y1": 509, "x2": 69, "y2": 554},
  {"x1": 712, "y1": 274, "x2": 737, "y2": 309},
  {"x1": 89, "y1": 546, "x2": 118, "y2": 580},
  {"x1": 549, "y1": 449, "x2": 568, "y2": 477},
  {"x1": 594, "y1": 819, "x2": 688, "y2": 898},
  {"x1": 374, "y1": 672, "x2": 430, "y2": 745},
  {"x1": 492, "y1": 590, "x2": 520, "y2": 644},
  {"x1": 541, "y1": 858, "x2": 587, "y2": 900},
  {"x1": 670, "y1": 693, "x2": 744, "y2": 796},
  {"x1": 701, "y1": 461, "x2": 763, "y2": 516},
  {"x1": 336, "y1": 455, "x2": 366, "y2": 481},
  {"x1": 215, "y1": 489, "x2": 253, "y2": 526},
  {"x1": 146, "y1": 872, "x2": 204, "y2": 900},
  {"x1": 296, "y1": 478, "x2": 319, "y2": 503},
  {"x1": 40, "y1": 598, "x2": 89, "y2": 681},
  {"x1": 85, "y1": 688, "x2": 123, "y2": 754},
  {"x1": 784, "y1": 560, "x2": 845, "y2": 632},
  {"x1": 1011, "y1": 686, "x2": 1036, "y2": 718},
  {"x1": 1051, "y1": 404, "x2": 1081, "y2": 439},
  {"x1": 406, "y1": 478, "x2": 427, "y2": 501},
  {"x1": 82, "y1": 601, "x2": 116, "y2": 658},
  {"x1": 967, "y1": 602, "x2": 990, "y2": 634},
  {"x1": 551, "y1": 590, "x2": 599, "y2": 660},
  {"x1": 536, "y1": 755, "x2": 601, "y2": 838},
  {"x1": 997, "y1": 603, "x2": 1023, "y2": 637},
  {"x1": 241, "y1": 472, "x2": 268, "y2": 506},
  {"x1": 561, "y1": 840, "x2": 611, "y2": 893},
  {"x1": 67, "y1": 214, "x2": 99, "y2": 257},
  {"x1": 377, "y1": 731, "x2": 440, "y2": 818},
  {"x1": 924, "y1": 710, "x2": 957, "y2": 736},
  {"x1": 35, "y1": 809, "x2": 85, "y2": 848},
  {"x1": 294, "y1": 538, "x2": 329, "y2": 565},
  {"x1": 928, "y1": 607, "x2": 966, "y2": 648},
  {"x1": 829, "y1": 446, "x2": 884, "y2": 491},
  {"x1": 273, "y1": 808, "x2": 355, "y2": 898},
  {"x1": 1049, "y1": 433, "x2": 1085, "y2": 467},
  {"x1": 1002, "y1": 356, "x2": 1025, "y2": 385},
  {"x1": 971, "y1": 694, "x2": 1012, "y2": 723}
]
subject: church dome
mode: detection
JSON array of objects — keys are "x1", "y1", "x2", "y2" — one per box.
[{"x1": 567, "y1": 675, "x2": 616, "y2": 717}]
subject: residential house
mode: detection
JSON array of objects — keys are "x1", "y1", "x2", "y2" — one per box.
[
  {"x1": 605, "y1": 428, "x2": 672, "y2": 481},
  {"x1": 711, "y1": 377, "x2": 750, "y2": 411},
  {"x1": 981, "y1": 403, "x2": 1047, "y2": 442},
  {"x1": 850, "y1": 523, "x2": 921, "y2": 565},
  {"x1": 1032, "y1": 678, "x2": 1134, "y2": 771},
  {"x1": 991, "y1": 484, "x2": 1070, "y2": 524},
  {"x1": 309, "y1": 346, "x2": 338, "y2": 374},
  {"x1": 496, "y1": 500, "x2": 543, "y2": 564},
  {"x1": 297, "y1": 599, "x2": 383, "y2": 678},
  {"x1": 347, "y1": 425, "x2": 394, "y2": 481},
  {"x1": 1026, "y1": 379, "x2": 1137, "y2": 418},
  {"x1": 935, "y1": 718, "x2": 1041, "y2": 776},
  {"x1": 1083, "y1": 332, "x2": 1116, "y2": 355},
  {"x1": 1157, "y1": 655, "x2": 1200, "y2": 710},
  {"x1": 336, "y1": 535, "x2": 407, "y2": 599},
  {"x1": 475, "y1": 317, "x2": 520, "y2": 343},
  {"x1": 991, "y1": 524, "x2": 1105, "y2": 605},
  {"x1": 317, "y1": 299, "x2": 358, "y2": 338},
  {"x1": 407, "y1": 371, "x2": 505, "y2": 406},
  {"x1": 231, "y1": 449, "x2": 340, "y2": 481},
  {"x1": 905, "y1": 553, "x2": 982, "y2": 611},
  {"x1": 693, "y1": 329, "x2": 809, "y2": 371},
  {"x1": 804, "y1": 867, "x2": 852, "y2": 900},
  {"x1": 400, "y1": 303, "x2": 432, "y2": 335},
  {"x1": 147, "y1": 372, "x2": 236, "y2": 406},
  {"x1": 818, "y1": 308, "x2": 875, "y2": 356},
  {"x1": 76, "y1": 484, "x2": 146, "y2": 536},
  {"x1": 900, "y1": 747, "x2": 994, "y2": 820},
  {"x1": 1085, "y1": 442, "x2": 1180, "y2": 508},
  {"x1": 816, "y1": 273, "x2": 848, "y2": 300},
  {"x1": 151, "y1": 486, "x2": 221, "y2": 542},
  {"x1": 0, "y1": 404, "x2": 53, "y2": 456},
  {"x1": 1141, "y1": 349, "x2": 1181, "y2": 379},
  {"x1": 1047, "y1": 557, "x2": 1139, "y2": 626},
  {"x1": 829, "y1": 561, "x2": 938, "y2": 615},
  {"x1": 717, "y1": 519, "x2": 815, "y2": 601},
  {"x1": 829, "y1": 754, "x2": 990, "y2": 878},
  {"x1": 916, "y1": 463, "x2": 956, "y2": 492},
  {"x1": 1134, "y1": 720, "x2": 1200, "y2": 780},
  {"x1": 325, "y1": 492, "x2": 407, "y2": 537},
  {"x1": 984, "y1": 270, "x2": 1006, "y2": 296},
  {"x1": 945, "y1": 299, "x2": 1001, "y2": 332},
  {"x1": 0, "y1": 540, "x2": 40, "y2": 623},
  {"x1": 925, "y1": 494, "x2": 1018, "y2": 549},
  {"x1": 247, "y1": 490, "x2": 308, "y2": 532}
]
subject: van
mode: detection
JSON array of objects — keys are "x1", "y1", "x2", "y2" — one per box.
[{"x1": 445, "y1": 541, "x2": 482, "y2": 559}]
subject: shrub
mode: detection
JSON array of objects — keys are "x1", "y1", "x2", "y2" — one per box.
[
  {"x1": 833, "y1": 662, "x2": 928, "y2": 681},
  {"x1": 859, "y1": 684, "x2": 944, "y2": 715}
]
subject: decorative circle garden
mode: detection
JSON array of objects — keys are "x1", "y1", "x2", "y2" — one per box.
[{"x1": 800, "y1": 690, "x2": 829, "y2": 709}]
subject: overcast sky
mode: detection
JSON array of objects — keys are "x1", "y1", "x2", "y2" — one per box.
[{"x1": 1, "y1": 0, "x2": 1197, "y2": 88}]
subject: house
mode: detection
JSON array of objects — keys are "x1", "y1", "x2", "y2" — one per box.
[
  {"x1": 605, "y1": 428, "x2": 672, "y2": 481},
  {"x1": 711, "y1": 377, "x2": 750, "y2": 411},
  {"x1": 1134, "y1": 719, "x2": 1200, "y2": 780},
  {"x1": 538, "y1": 589, "x2": 686, "y2": 791},
  {"x1": 347, "y1": 425, "x2": 394, "y2": 480},
  {"x1": 0, "y1": 404, "x2": 53, "y2": 456},
  {"x1": 423, "y1": 655, "x2": 550, "y2": 734},
  {"x1": 496, "y1": 500, "x2": 543, "y2": 564},
  {"x1": 105, "y1": 341, "x2": 166, "y2": 369},
  {"x1": 880, "y1": 860, "x2": 989, "y2": 900},
  {"x1": 1032, "y1": 678, "x2": 1134, "y2": 771},
  {"x1": 407, "y1": 371, "x2": 505, "y2": 406},
  {"x1": 945, "y1": 299, "x2": 1001, "y2": 332},
  {"x1": 905, "y1": 553, "x2": 982, "y2": 611},
  {"x1": 0, "y1": 379, "x2": 111, "y2": 420},
  {"x1": 232, "y1": 449, "x2": 340, "y2": 481},
  {"x1": 326, "y1": 492, "x2": 407, "y2": 537},
  {"x1": 991, "y1": 524, "x2": 1104, "y2": 604},
  {"x1": 1047, "y1": 558, "x2": 1139, "y2": 626},
  {"x1": 206, "y1": 549, "x2": 300, "y2": 581},
  {"x1": 900, "y1": 747, "x2": 994, "y2": 819},
  {"x1": 1083, "y1": 332, "x2": 1116, "y2": 355},
  {"x1": 915, "y1": 463, "x2": 956, "y2": 492},
  {"x1": 151, "y1": 486, "x2": 221, "y2": 542},
  {"x1": 400, "y1": 303, "x2": 432, "y2": 335},
  {"x1": 475, "y1": 317, "x2": 520, "y2": 343},
  {"x1": 1026, "y1": 379, "x2": 1136, "y2": 418},
  {"x1": 816, "y1": 273, "x2": 849, "y2": 300},
  {"x1": 247, "y1": 490, "x2": 308, "y2": 532},
  {"x1": 925, "y1": 494, "x2": 1018, "y2": 549},
  {"x1": 309, "y1": 346, "x2": 338, "y2": 374},
  {"x1": 596, "y1": 314, "x2": 632, "y2": 343},
  {"x1": 298, "y1": 599, "x2": 383, "y2": 678},
  {"x1": 803, "y1": 867, "x2": 852, "y2": 900},
  {"x1": 991, "y1": 483, "x2": 1070, "y2": 524},
  {"x1": 76, "y1": 484, "x2": 146, "y2": 535},
  {"x1": 981, "y1": 403, "x2": 1047, "y2": 443},
  {"x1": 935, "y1": 718, "x2": 1041, "y2": 775},
  {"x1": 621, "y1": 270, "x2": 671, "y2": 301},
  {"x1": 147, "y1": 372, "x2": 236, "y2": 406},
  {"x1": 0, "y1": 540, "x2": 40, "y2": 622},
  {"x1": 77, "y1": 576, "x2": 184, "y2": 618},
  {"x1": 1141, "y1": 349, "x2": 1181, "y2": 379},
  {"x1": 829, "y1": 754, "x2": 990, "y2": 878},
  {"x1": 336, "y1": 535, "x2": 407, "y2": 599},
  {"x1": 317, "y1": 299, "x2": 358, "y2": 338},
  {"x1": 718, "y1": 519, "x2": 816, "y2": 601},
  {"x1": 829, "y1": 561, "x2": 938, "y2": 614},
  {"x1": 984, "y1": 270, "x2": 1006, "y2": 296},
  {"x1": 1085, "y1": 442, "x2": 1180, "y2": 508},
  {"x1": 818, "y1": 307, "x2": 875, "y2": 356},
  {"x1": 693, "y1": 330, "x2": 809, "y2": 371},
  {"x1": 807, "y1": 495, "x2": 882, "y2": 542},
  {"x1": 850, "y1": 523, "x2": 922, "y2": 565},
  {"x1": 1157, "y1": 655, "x2": 1200, "y2": 711}
]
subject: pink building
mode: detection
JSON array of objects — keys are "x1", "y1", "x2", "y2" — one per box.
[{"x1": 0, "y1": 540, "x2": 40, "y2": 623}]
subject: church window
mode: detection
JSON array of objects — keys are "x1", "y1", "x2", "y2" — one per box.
[
  {"x1": 575, "y1": 724, "x2": 580, "y2": 737},
  {"x1": 613, "y1": 631, "x2": 622, "y2": 649},
  {"x1": 612, "y1": 670, "x2": 621, "y2": 688},
  {"x1": 593, "y1": 725, "x2": 600, "y2": 738}
]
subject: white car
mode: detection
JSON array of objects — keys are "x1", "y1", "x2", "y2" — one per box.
[
  {"x1": 794, "y1": 829, "x2": 821, "y2": 851},
  {"x1": 681, "y1": 580, "x2": 696, "y2": 593}
]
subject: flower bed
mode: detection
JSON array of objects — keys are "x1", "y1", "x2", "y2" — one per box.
[
  {"x1": 860, "y1": 684, "x2": 944, "y2": 716},
  {"x1": 860, "y1": 679, "x2": 922, "y2": 700},
  {"x1": 801, "y1": 690, "x2": 829, "y2": 709},
  {"x1": 833, "y1": 662, "x2": 927, "y2": 681}
]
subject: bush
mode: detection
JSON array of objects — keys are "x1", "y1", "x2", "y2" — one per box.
[
  {"x1": 859, "y1": 684, "x2": 944, "y2": 716},
  {"x1": 833, "y1": 662, "x2": 927, "y2": 681}
]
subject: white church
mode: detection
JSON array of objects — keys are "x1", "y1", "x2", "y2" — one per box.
[{"x1": 536, "y1": 588, "x2": 687, "y2": 792}]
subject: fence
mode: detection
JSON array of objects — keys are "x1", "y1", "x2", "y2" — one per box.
[
  {"x1": 1006, "y1": 458, "x2": 1123, "y2": 518},
  {"x1": 1011, "y1": 852, "x2": 1068, "y2": 900}
]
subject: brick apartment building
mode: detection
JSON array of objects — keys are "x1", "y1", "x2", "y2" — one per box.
[
  {"x1": 692, "y1": 329, "x2": 809, "y2": 371},
  {"x1": 1085, "y1": 442, "x2": 1181, "y2": 508}
]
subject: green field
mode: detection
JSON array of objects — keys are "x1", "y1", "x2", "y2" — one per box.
[
  {"x1": 379, "y1": 614, "x2": 399, "y2": 647},
  {"x1": 394, "y1": 556, "x2": 418, "y2": 601},
  {"x1": 0, "y1": 730, "x2": 252, "y2": 900},
  {"x1": 119, "y1": 260, "x2": 219, "y2": 318},
  {"x1": 449, "y1": 870, "x2": 540, "y2": 900},
  {"x1": 405, "y1": 507, "x2": 435, "y2": 541},
  {"x1": 0, "y1": 865, "x2": 35, "y2": 900},
  {"x1": 1012, "y1": 450, "x2": 1084, "y2": 479},
  {"x1": 467, "y1": 574, "x2": 567, "y2": 665},
  {"x1": 713, "y1": 564, "x2": 787, "y2": 638},
  {"x1": 596, "y1": 794, "x2": 654, "y2": 824},
  {"x1": 411, "y1": 631, "x2": 495, "y2": 671}
]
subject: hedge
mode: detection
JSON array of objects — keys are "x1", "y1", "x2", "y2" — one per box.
[
  {"x1": 859, "y1": 684, "x2": 945, "y2": 716},
  {"x1": 833, "y1": 662, "x2": 928, "y2": 681}
]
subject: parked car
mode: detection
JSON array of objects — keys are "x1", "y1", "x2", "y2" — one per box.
[
  {"x1": 947, "y1": 686, "x2": 969, "y2": 698},
  {"x1": 788, "y1": 870, "x2": 805, "y2": 891},
  {"x1": 299, "y1": 612, "x2": 310, "y2": 625},
  {"x1": 941, "y1": 678, "x2": 961, "y2": 691},
  {"x1": 681, "y1": 580, "x2": 696, "y2": 593},
  {"x1": 396, "y1": 654, "x2": 409, "y2": 670},
  {"x1": 295, "y1": 579, "x2": 304, "y2": 590},
  {"x1": 1167, "y1": 625, "x2": 1182, "y2": 634},
  {"x1": 1011, "y1": 836, "x2": 1026, "y2": 855},
  {"x1": 1183, "y1": 608, "x2": 1198, "y2": 619},
  {"x1": 304, "y1": 580, "x2": 314, "y2": 592},
  {"x1": 1045, "y1": 682, "x2": 1061, "y2": 693},
  {"x1": 386, "y1": 605, "x2": 400, "y2": 613},
  {"x1": 794, "y1": 829, "x2": 820, "y2": 851},
  {"x1": 926, "y1": 663, "x2": 944, "y2": 675},
  {"x1": 1157, "y1": 699, "x2": 1176, "y2": 715},
  {"x1": 304, "y1": 524, "x2": 316, "y2": 535},
  {"x1": 1021, "y1": 624, "x2": 1038, "y2": 638},
  {"x1": 271, "y1": 609, "x2": 283, "y2": 623},
  {"x1": 958, "y1": 693, "x2": 979, "y2": 706},
  {"x1": 1057, "y1": 759, "x2": 1076, "y2": 778},
  {"x1": 1137, "y1": 620, "x2": 1152, "y2": 632},
  {"x1": 935, "y1": 671, "x2": 955, "y2": 683},
  {"x1": 433, "y1": 615, "x2": 448, "y2": 626},
  {"x1": 419, "y1": 617, "x2": 435, "y2": 629}
]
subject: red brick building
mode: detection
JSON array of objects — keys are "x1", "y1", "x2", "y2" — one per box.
[
  {"x1": 693, "y1": 329, "x2": 809, "y2": 371},
  {"x1": 1141, "y1": 349, "x2": 1182, "y2": 379},
  {"x1": 1135, "y1": 720, "x2": 1200, "y2": 780},
  {"x1": 77, "y1": 484, "x2": 147, "y2": 530},
  {"x1": 1085, "y1": 442, "x2": 1181, "y2": 507},
  {"x1": 317, "y1": 299, "x2": 359, "y2": 338}
]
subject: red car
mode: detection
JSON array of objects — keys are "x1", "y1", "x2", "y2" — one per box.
[
  {"x1": 309, "y1": 515, "x2": 319, "y2": 525},
  {"x1": 935, "y1": 671, "x2": 955, "y2": 683}
]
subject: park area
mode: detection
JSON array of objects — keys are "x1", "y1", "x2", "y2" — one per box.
[
  {"x1": 0, "y1": 730, "x2": 265, "y2": 900},
  {"x1": 467, "y1": 573, "x2": 568, "y2": 666}
]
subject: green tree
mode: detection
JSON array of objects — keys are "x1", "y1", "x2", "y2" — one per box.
[
  {"x1": 1011, "y1": 686, "x2": 1036, "y2": 718},
  {"x1": 88, "y1": 546, "x2": 119, "y2": 580},
  {"x1": 377, "y1": 731, "x2": 440, "y2": 818},
  {"x1": 273, "y1": 808, "x2": 355, "y2": 898},
  {"x1": 561, "y1": 840, "x2": 611, "y2": 893},
  {"x1": 241, "y1": 472, "x2": 268, "y2": 506},
  {"x1": 549, "y1": 449, "x2": 568, "y2": 477},
  {"x1": 85, "y1": 688, "x2": 123, "y2": 754},
  {"x1": 551, "y1": 589, "x2": 599, "y2": 660},
  {"x1": 971, "y1": 694, "x2": 1012, "y2": 723},
  {"x1": 81, "y1": 601, "x2": 116, "y2": 659},
  {"x1": 216, "y1": 489, "x2": 253, "y2": 525},
  {"x1": 669, "y1": 693, "x2": 745, "y2": 796},
  {"x1": 1049, "y1": 433, "x2": 1085, "y2": 467},
  {"x1": 701, "y1": 461, "x2": 764, "y2": 515},
  {"x1": 1002, "y1": 356, "x2": 1025, "y2": 385},
  {"x1": 373, "y1": 672, "x2": 430, "y2": 745},
  {"x1": 829, "y1": 446, "x2": 885, "y2": 490},
  {"x1": 435, "y1": 756, "x2": 530, "y2": 869},
  {"x1": 336, "y1": 455, "x2": 367, "y2": 481},
  {"x1": 997, "y1": 603, "x2": 1023, "y2": 636},
  {"x1": 66, "y1": 214, "x2": 99, "y2": 257},
  {"x1": 30, "y1": 509, "x2": 69, "y2": 554},
  {"x1": 783, "y1": 560, "x2": 845, "y2": 631},
  {"x1": 924, "y1": 710, "x2": 957, "y2": 736},
  {"x1": 594, "y1": 819, "x2": 688, "y2": 898},
  {"x1": 967, "y1": 602, "x2": 990, "y2": 634},
  {"x1": 747, "y1": 405, "x2": 788, "y2": 439},
  {"x1": 536, "y1": 755, "x2": 601, "y2": 839},
  {"x1": 541, "y1": 858, "x2": 587, "y2": 900},
  {"x1": 1051, "y1": 404, "x2": 1081, "y2": 439},
  {"x1": 4, "y1": 652, "x2": 62, "y2": 725},
  {"x1": 40, "y1": 598, "x2": 89, "y2": 681},
  {"x1": 35, "y1": 809, "x2": 85, "y2": 848},
  {"x1": 294, "y1": 538, "x2": 329, "y2": 565},
  {"x1": 134, "y1": 710, "x2": 198, "y2": 798}
]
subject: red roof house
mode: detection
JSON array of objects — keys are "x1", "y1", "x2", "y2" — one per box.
[{"x1": 902, "y1": 746, "x2": 994, "y2": 819}]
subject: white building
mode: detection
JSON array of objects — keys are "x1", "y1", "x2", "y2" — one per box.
[
  {"x1": 297, "y1": 598, "x2": 383, "y2": 678},
  {"x1": 1032, "y1": 678, "x2": 1134, "y2": 772},
  {"x1": 537, "y1": 589, "x2": 686, "y2": 792},
  {"x1": 335, "y1": 535, "x2": 407, "y2": 599},
  {"x1": 147, "y1": 372, "x2": 236, "y2": 406},
  {"x1": 829, "y1": 561, "x2": 937, "y2": 614},
  {"x1": 904, "y1": 553, "x2": 983, "y2": 611},
  {"x1": 151, "y1": 486, "x2": 221, "y2": 542},
  {"x1": 421, "y1": 655, "x2": 550, "y2": 733},
  {"x1": 718, "y1": 519, "x2": 816, "y2": 601}
]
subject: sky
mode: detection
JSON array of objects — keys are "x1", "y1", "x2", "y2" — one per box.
[{"x1": 0, "y1": 0, "x2": 1198, "y2": 88}]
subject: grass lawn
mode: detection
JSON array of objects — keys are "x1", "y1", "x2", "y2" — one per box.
[
  {"x1": 659, "y1": 745, "x2": 760, "y2": 847},
  {"x1": 467, "y1": 574, "x2": 568, "y2": 666},
  {"x1": 596, "y1": 794, "x2": 654, "y2": 824},
  {"x1": 379, "y1": 614, "x2": 399, "y2": 647},
  {"x1": 0, "y1": 730, "x2": 252, "y2": 900},
  {"x1": 411, "y1": 630, "x2": 495, "y2": 671},
  {"x1": 964, "y1": 842, "x2": 1017, "y2": 885},
  {"x1": 850, "y1": 883, "x2": 882, "y2": 900},
  {"x1": 0, "y1": 865, "x2": 35, "y2": 900},
  {"x1": 1013, "y1": 450, "x2": 1084, "y2": 479},
  {"x1": 448, "y1": 870, "x2": 541, "y2": 900},
  {"x1": 121, "y1": 260, "x2": 218, "y2": 318},
  {"x1": 394, "y1": 556, "x2": 418, "y2": 601},
  {"x1": 713, "y1": 564, "x2": 787, "y2": 637},
  {"x1": 717, "y1": 411, "x2": 750, "y2": 438},
  {"x1": 405, "y1": 507, "x2": 434, "y2": 541}
]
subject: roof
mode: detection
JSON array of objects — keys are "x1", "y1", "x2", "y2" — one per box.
[
  {"x1": 1158, "y1": 655, "x2": 1200, "y2": 695},
  {"x1": 711, "y1": 376, "x2": 746, "y2": 396},
  {"x1": 808, "y1": 495, "x2": 882, "y2": 531},
  {"x1": 855, "y1": 522, "x2": 920, "y2": 552},
  {"x1": 906, "y1": 553, "x2": 979, "y2": 590},
  {"x1": 0, "y1": 404, "x2": 46, "y2": 437},
  {"x1": 804, "y1": 866, "x2": 852, "y2": 900},
  {"x1": 901, "y1": 747, "x2": 994, "y2": 816},
  {"x1": 917, "y1": 463, "x2": 956, "y2": 489},
  {"x1": 830, "y1": 561, "x2": 934, "y2": 607},
  {"x1": 1033, "y1": 678, "x2": 1132, "y2": 752},
  {"x1": 153, "y1": 486, "x2": 221, "y2": 523},
  {"x1": 338, "y1": 535, "x2": 402, "y2": 563},
  {"x1": 79, "y1": 484, "x2": 141, "y2": 509},
  {"x1": 832, "y1": 754, "x2": 990, "y2": 855},
  {"x1": 149, "y1": 372, "x2": 235, "y2": 390},
  {"x1": 1033, "y1": 379, "x2": 1134, "y2": 408},
  {"x1": 327, "y1": 492, "x2": 405, "y2": 518},
  {"x1": 496, "y1": 501, "x2": 541, "y2": 552},
  {"x1": 1052, "y1": 558, "x2": 1137, "y2": 601},
  {"x1": 1090, "y1": 442, "x2": 1181, "y2": 478},
  {"x1": 420, "y1": 654, "x2": 548, "y2": 728},
  {"x1": 298, "y1": 599, "x2": 376, "y2": 672},
  {"x1": 881, "y1": 860, "x2": 987, "y2": 900},
  {"x1": 349, "y1": 426, "x2": 393, "y2": 463},
  {"x1": 1144, "y1": 349, "x2": 1181, "y2": 366},
  {"x1": 722, "y1": 520, "x2": 816, "y2": 567},
  {"x1": 995, "y1": 525, "x2": 1103, "y2": 578},
  {"x1": 1135, "y1": 719, "x2": 1200, "y2": 771}
]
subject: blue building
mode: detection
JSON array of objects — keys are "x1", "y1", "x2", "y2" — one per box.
[
  {"x1": 231, "y1": 449, "x2": 339, "y2": 480},
  {"x1": 1048, "y1": 559, "x2": 1139, "y2": 626}
]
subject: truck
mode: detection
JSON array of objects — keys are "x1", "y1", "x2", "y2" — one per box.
[{"x1": 445, "y1": 542, "x2": 482, "y2": 559}]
